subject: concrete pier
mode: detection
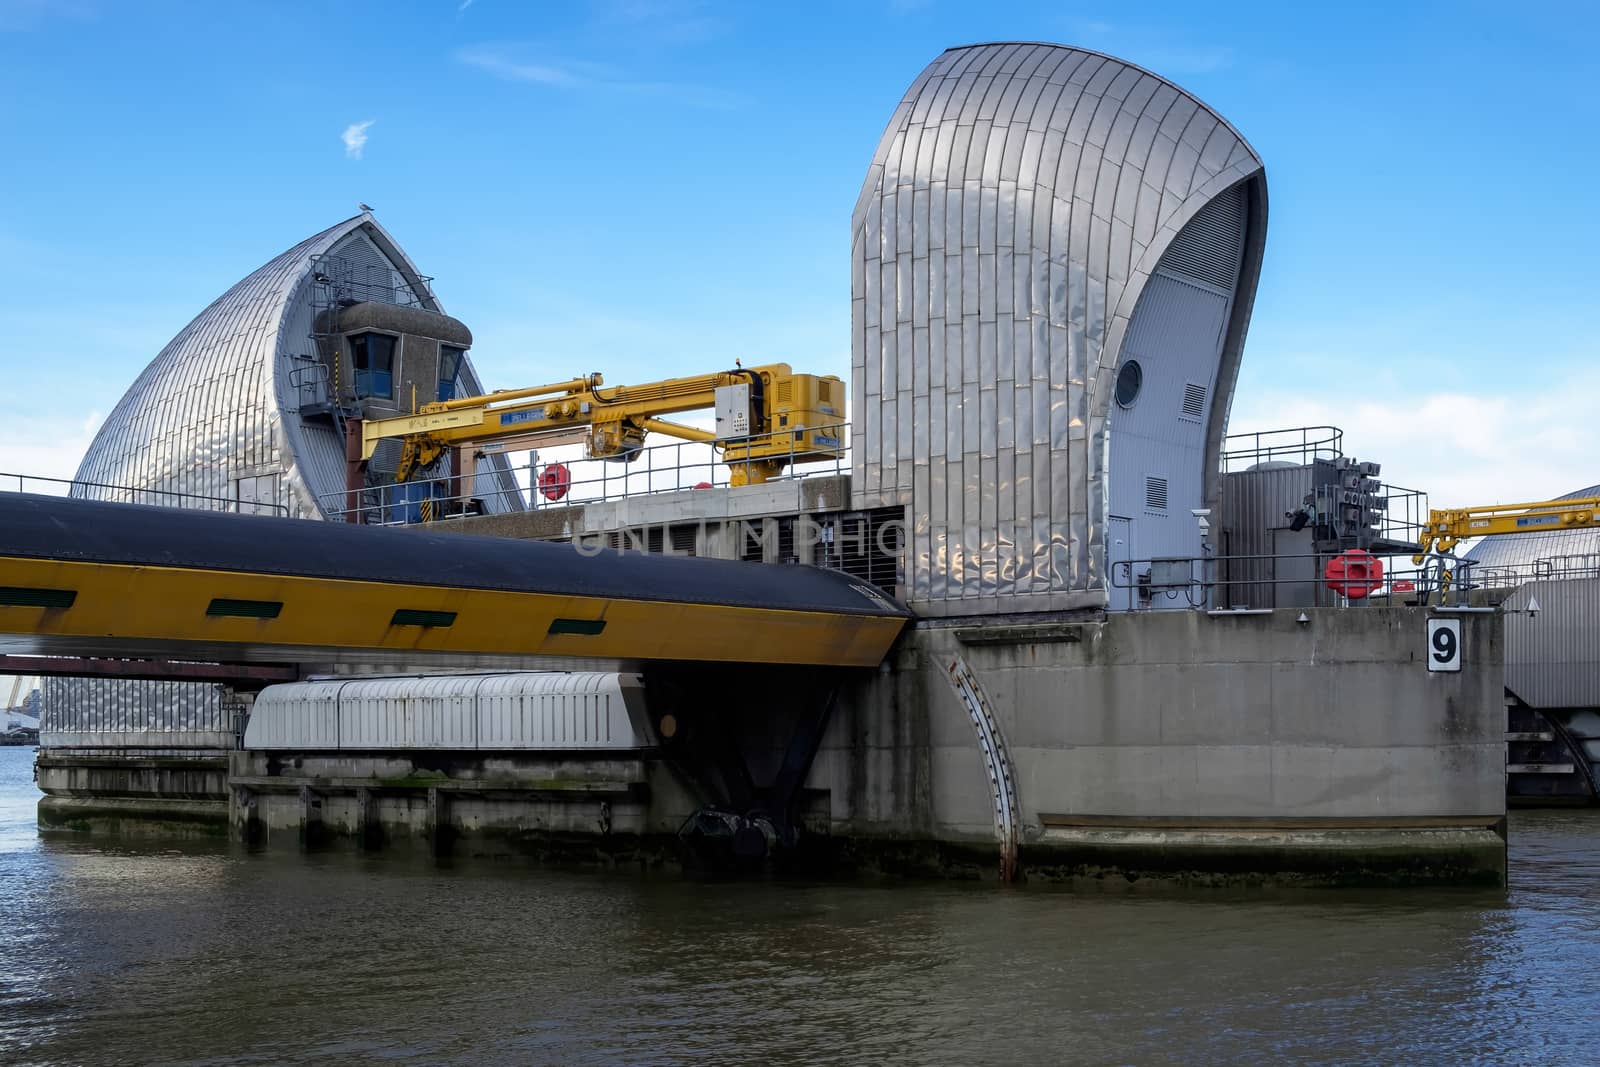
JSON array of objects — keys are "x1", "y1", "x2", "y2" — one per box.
[{"x1": 37, "y1": 605, "x2": 1505, "y2": 886}]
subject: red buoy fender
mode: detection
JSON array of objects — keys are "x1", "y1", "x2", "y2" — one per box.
[
  {"x1": 1324, "y1": 549, "x2": 1383, "y2": 599},
  {"x1": 539, "y1": 462, "x2": 571, "y2": 501}
]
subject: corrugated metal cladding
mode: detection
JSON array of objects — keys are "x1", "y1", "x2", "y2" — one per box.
[
  {"x1": 37, "y1": 678, "x2": 236, "y2": 749},
  {"x1": 1214, "y1": 464, "x2": 1319, "y2": 611},
  {"x1": 43, "y1": 214, "x2": 518, "y2": 751},
  {"x1": 1504, "y1": 580, "x2": 1600, "y2": 709},
  {"x1": 242, "y1": 673, "x2": 653, "y2": 751},
  {"x1": 851, "y1": 42, "x2": 1267, "y2": 616}
]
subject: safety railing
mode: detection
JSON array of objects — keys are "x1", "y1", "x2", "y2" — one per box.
[
  {"x1": 0, "y1": 472, "x2": 290, "y2": 516},
  {"x1": 1377, "y1": 482, "x2": 1430, "y2": 546},
  {"x1": 1463, "y1": 554, "x2": 1600, "y2": 589},
  {"x1": 319, "y1": 421, "x2": 853, "y2": 525},
  {"x1": 288, "y1": 356, "x2": 333, "y2": 411},
  {"x1": 1221, "y1": 424, "x2": 1429, "y2": 550},
  {"x1": 1222, "y1": 425, "x2": 1345, "y2": 472},
  {"x1": 308, "y1": 253, "x2": 436, "y2": 310},
  {"x1": 1110, "y1": 548, "x2": 1469, "y2": 611}
]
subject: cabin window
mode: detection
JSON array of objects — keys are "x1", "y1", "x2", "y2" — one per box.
[
  {"x1": 351, "y1": 333, "x2": 396, "y2": 398},
  {"x1": 438, "y1": 345, "x2": 465, "y2": 402}
]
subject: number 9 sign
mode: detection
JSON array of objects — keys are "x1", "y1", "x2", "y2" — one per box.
[{"x1": 1426, "y1": 618, "x2": 1462, "y2": 672}]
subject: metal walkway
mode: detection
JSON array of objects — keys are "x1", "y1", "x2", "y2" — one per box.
[{"x1": 0, "y1": 494, "x2": 908, "y2": 670}]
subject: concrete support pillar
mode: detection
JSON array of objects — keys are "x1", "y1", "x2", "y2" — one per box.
[
  {"x1": 298, "y1": 784, "x2": 323, "y2": 851},
  {"x1": 221, "y1": 688, "x2": 256, "y2": 749},
  {"x1": 231, "y1": 786, "x2": 262, "y2": 847},
  {"x1": 344, "y1": 417, "x2": 364, "y2": 523},
  {"x1": 427, "y1": 786, "x2": 452, "y2": 858},
  {"x1": 355, "y1": 787, "x2": 380, "y2": 851}
]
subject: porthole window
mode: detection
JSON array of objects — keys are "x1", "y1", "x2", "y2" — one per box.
[{"x1": 1115, "y1": 359, "x2": 1143, "y2": 408}]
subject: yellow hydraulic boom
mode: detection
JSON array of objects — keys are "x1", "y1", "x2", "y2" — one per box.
[
  {"x1": 1414, "y1": 497, "x2": 1600, "y2": 560},
  {"x1": 360, "y1": 363, "x2": 845, "y2": 486}
]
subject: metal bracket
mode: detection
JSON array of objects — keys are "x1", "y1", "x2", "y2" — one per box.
[{"x1": 945, "y1": 656, "x2": 1021, "y2": 883}]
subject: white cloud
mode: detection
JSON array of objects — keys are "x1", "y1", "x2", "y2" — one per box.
[
  {"x1": 458, "y1": 0, "x2": 472, "y2": 11},
  {"x1": 455, "y1": 48, "x2": 585, "y2": 87},
  {"x1": 0, "y1": 410, "x2": 102, "y2": 488},
  {"x1": 341, "y1": 119, "x2": 375, "y2": 159},
  {"x1": 454, "y1": 45, "x2": 744, "y2": 108},
  {"x1": 1228, "y1": 368, "x2": 1600, "y2": 511}
]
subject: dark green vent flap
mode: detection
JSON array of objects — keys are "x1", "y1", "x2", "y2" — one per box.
[
  {"x1": 207, "y1": 598, "x2": 283, "y2": 619},
  {"x1": 0, "y1": 586, "x2": 77, "y2": 609},
  {"x1": 392, "y1": 609, "x2": 457, "y2": 628},
  {"x1": 548, "y1": 618, "x2": 606, "y2": 636}
]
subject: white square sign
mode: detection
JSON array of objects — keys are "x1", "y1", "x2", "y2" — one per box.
[{"x1": 1427, "y1": 618, "x2": 1462, "y2": 672}]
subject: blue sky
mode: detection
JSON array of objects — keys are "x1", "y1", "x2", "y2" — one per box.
[{"x1": 0, "y1": 0, "x2": 1595, "y2": 505}]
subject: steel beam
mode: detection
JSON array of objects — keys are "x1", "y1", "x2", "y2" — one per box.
[{"x1": 0, "y1": 654, "x2": 297, "y2": 685}]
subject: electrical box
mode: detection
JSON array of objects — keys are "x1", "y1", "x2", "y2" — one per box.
[
  {"x1": 721, "y1": 372, "x2": 848, "y2": 464},
  {"x1": 769, "y1": 373, "x2": 846, "y2": 456},
  {"x1": 714, "y1": 383, "x2": 751, "y2": 440},
  {"x1": 1149, "y1": 558, "x2": 1191, "y2": 589}
]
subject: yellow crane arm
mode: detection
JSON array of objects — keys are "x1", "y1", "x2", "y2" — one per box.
[
  {"x1": 361, "y1": 361, "x2": 845, "y2": 487},
  {"x1": 639, "y1": 418, "x2": 717, "y2": 443},
  {"x1": 1415, "y1": 497, "x2": 1600, "y2": 559},
  {"x1": 362, "y1": 366, "x2": 768, "y2": 462}
]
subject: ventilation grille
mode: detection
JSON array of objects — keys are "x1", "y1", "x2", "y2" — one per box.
[
  {"x1": 1145, "y1": 477, "x2": 1169, "y2": 511},
  {"x1": 1155, "y1": 184, "x2": 1245, "y2": 291},
  {"x1": 1181, "y1": 383, "x2": 1207, "y2": 420},
  {"x1": 826, "y1": 507, "x2": 903, "y2": 594},
  {"x1": 741, "y1": 522, "x2": 766, "y2": 562},
  {"x1": 669, "y1": 524, "x2": 697, "y2": 556}
]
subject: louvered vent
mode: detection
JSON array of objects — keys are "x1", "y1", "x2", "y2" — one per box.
[
  {"x1": 1155, "y1": 185, "x2": 1245, "y2": 291},
  {"x1": 328, "y1": 232, "x2": 414, "y2": 305},
  {"x1": 1145, "y1": 476, "x2": 1169, "y2": 511},
  {"x1": 1181, "y1": 383, "x2": 1207, "y2": 420},
  {"x1": 741, "y1": 521, "x2": 766, "y2": 562},
  {"x1": 669, "y1": 524, "x2": 698, "y2": 556}
]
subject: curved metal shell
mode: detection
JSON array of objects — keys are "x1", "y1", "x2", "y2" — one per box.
[
  {"x1": 69, "y1": 213, "x2": 509, "y2": 519},
  {"x1": 852, "y1": 42, "x2": 1267, "y2": 614},
  {"x1": 45, "y1": 215, "x2": 518, "y2": 749}
]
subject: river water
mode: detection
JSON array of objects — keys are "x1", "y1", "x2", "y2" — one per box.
[{"x1": 2, "y1": 746, "x2": 1597, "y2": 1066}]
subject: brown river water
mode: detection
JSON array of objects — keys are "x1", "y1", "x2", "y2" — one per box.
[{"x1": 2, "y1": 745, "x2": 1597, "y2": 1065}]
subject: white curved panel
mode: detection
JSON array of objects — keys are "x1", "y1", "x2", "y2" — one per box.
[{"x1": 243, "y1": 673, "x2": 652, "y2": 751}]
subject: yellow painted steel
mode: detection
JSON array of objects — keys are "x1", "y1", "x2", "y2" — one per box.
[
  {"x1": 0, "y1": 555, "x2": 905, "y2": 668},
  {"x1": 1414, "y1": 496, "x2": 1600, "y2": 559},
  {"x1": 360, "y1": 363, "x2": 845, "y2": 485}
]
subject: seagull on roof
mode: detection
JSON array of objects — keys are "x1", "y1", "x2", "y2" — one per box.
[{"x1": 359, "y1": 202, "x2": 375, "y2": 213}]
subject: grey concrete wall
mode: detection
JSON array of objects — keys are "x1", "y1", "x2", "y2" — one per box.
[
  {"x1": 36, "y1": 753, "x2": 230, "y2": 837},
  {"x1": 812, "y1": 606, "x2": 1505, "y2": 846},
  {"x1": 226, "y1": 750, "x2": 702, "y2": 859},
  {"x1": 437, "y1": 474, "x2": 852, "y2": 552}
]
